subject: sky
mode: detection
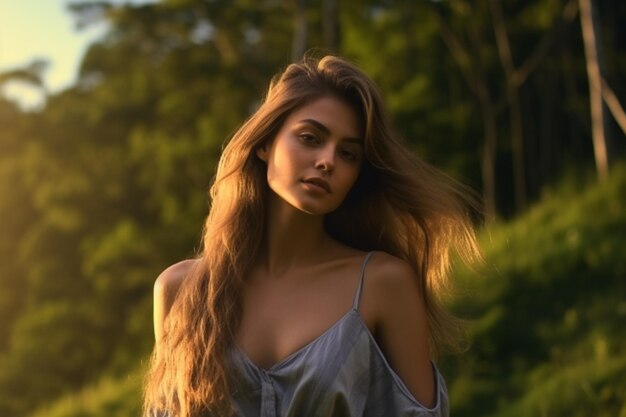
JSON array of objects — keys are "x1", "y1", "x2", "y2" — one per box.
[{"x1": 0, "y1": 0, "x2": 154, "y2": 109}]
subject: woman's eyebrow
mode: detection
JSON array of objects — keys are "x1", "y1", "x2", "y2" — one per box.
[
  {"x1": 298, "y1": 119, "x2": 362, "y2": 143},
  {"x1": 299, "y1": 119, "x2": 331, "y2": 135}
]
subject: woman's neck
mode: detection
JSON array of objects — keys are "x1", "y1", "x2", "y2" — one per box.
[{"x1": 260, "y1": 194, "x2": 330, "y2": 277}]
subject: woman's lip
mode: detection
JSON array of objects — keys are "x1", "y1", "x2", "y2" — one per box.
[{"x1": 302, "y1": 177, "x2": 331, "y2": 193}]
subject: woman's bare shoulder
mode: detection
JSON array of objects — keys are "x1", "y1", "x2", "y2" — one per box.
[
  {"x1": 154, "y1": 259, "x2": 198, "y2": 300},
  {"x1": 367, "y1": 251, "x2": 418, "y2": 289},
  {"x1": 363, "y1": 251, "x2": 425, "y2": 323},
  {"x1": 358, "y1": 251, "x2": 421, "y2": 322},
  {"x1": 153, "y1": 259, "x2": 199, "y2": 341}
]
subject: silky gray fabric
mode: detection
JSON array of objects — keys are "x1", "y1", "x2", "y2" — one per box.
[{"x1": 228, "y1": 252, "x2": 449, "y2": 417}]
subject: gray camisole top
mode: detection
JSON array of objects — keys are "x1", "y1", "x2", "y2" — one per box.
[{"x1": 228, "y1": 252, "x2": 449, "y2": 417}]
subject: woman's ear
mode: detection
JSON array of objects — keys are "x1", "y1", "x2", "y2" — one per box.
[{"x1": 256, "y1": 144, "x2": 268, "y2": 162}]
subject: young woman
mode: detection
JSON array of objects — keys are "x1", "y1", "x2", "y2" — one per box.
[{"x1": 144, "y1": 54, "x2": 480, "y2": 417}]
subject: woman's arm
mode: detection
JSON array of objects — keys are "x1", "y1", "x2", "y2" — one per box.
[
  {"x1": 369, "y1": 253, "x2": 436, "y2": 408},
  {"x1": 153, "y1": 260, "x2": 195, "y2": 342}
]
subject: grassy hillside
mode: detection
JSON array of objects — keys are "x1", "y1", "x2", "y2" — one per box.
[
  {"x1": 28, "y1": 367, "x2": 144, "y2": 417},
  {"x1": 28, "y1": 163, "x2": 626, "y2": 417},
  {"x1": 447, "y1": 162, "x2": 626, "y2": 416}
]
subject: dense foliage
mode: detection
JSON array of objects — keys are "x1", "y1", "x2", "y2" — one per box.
[
  {"x1": 446, "y1": 164, "x2": 626, "y2": 416},
  {"x1": 0, "y1": 0, "x2": 624, "y2": 416}
]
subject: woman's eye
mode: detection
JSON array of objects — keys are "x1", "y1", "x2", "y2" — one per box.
[
  {"x1": 299, "y1": 133, "x2": 318, "y2": 144},
  {"x1": 340, "y1": 149, "x2": 358, "y2": 161}
]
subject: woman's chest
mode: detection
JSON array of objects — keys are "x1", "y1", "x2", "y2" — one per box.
[{"x1": 235, "y1": 265, "x2": 376, "y2": 371}]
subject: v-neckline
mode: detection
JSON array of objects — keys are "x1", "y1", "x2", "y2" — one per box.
[{"x1": 234, "y1": 308, "x2": 361, "y2": 373}]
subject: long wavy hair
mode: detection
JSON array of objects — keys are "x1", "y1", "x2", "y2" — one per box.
[{"x1": 143, "y1": 54, "x2": 481, "y2": 417}]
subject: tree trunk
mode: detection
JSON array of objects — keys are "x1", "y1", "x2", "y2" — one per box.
[
  {"x1": 490, "y1": 0, "x2": 527, "y2": 213},
  {"x1": 292, "y1": 0, "x2": 308, "y2": 61},
  {"x1": 322, "y1": 0, "x2": 339, "y2": 52},
  {"x1": 601, "y1": 76, "x2": 626, "y2": 136},
  {"x1": 430, "y1": 5, "x2": 498, "y2": 221},
  {"x1": 579, "y1": 0, "x2": 610, "y2": 181},
  {"x1": 481, "y1": 103, "x2": 498, "y2": 222}
]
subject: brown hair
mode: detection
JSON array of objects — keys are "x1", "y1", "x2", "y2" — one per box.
[{"x1": 143, "y1": 54, "x2": 481, "y2": 417}]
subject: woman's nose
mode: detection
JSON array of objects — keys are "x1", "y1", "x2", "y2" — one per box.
[{"x1": 315, "y1": 146, "x2": 335, "y2": 173}]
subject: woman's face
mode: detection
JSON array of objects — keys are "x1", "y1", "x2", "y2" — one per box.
[{"x1": 258, "y1": 96, "x2": 364, "y2": 216}]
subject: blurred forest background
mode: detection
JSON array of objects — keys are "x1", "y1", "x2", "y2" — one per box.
[{"x1": 1, "y1": 0, "x2": 625, "y2": 416}]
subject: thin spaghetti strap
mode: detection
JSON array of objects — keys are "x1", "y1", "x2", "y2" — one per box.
[{"x1": 353, "y1": 251, "x2": 375, "y2": 311}]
